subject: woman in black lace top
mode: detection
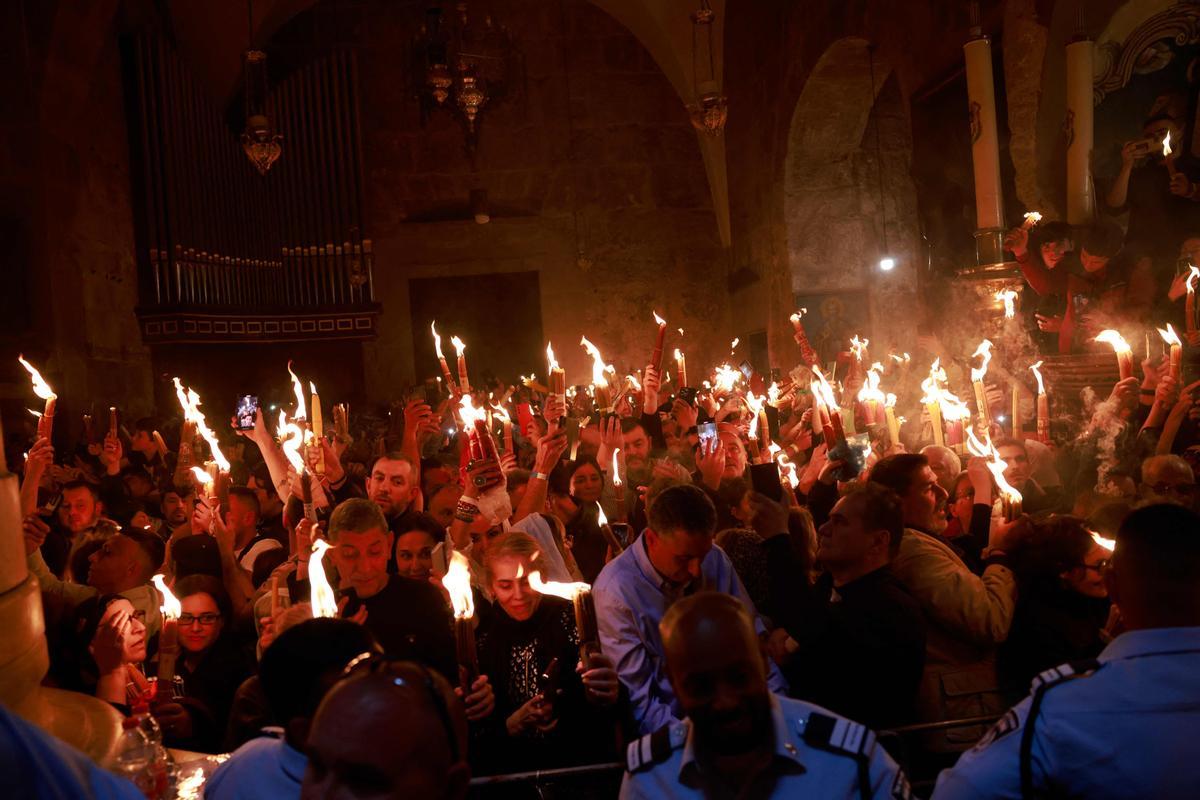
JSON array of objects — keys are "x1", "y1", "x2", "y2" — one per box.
[{"x1": 474, "y1": 531, "x2": 629, "y2": 776}]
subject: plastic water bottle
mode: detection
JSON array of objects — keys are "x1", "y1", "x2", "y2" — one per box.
[{"x1": 111, "y1": 717, "x2": 155, "y2": 797}]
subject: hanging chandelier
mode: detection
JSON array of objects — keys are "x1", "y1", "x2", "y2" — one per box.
[
  {"x1": 687, "y1": 0, "x2": 728, "y2": 136},
  {"x1": 412, "y1": 3, "x2": 521, "y2": 149},
  {"x1": 240, "y1": 1, "x2": 282, "y2": 174}
]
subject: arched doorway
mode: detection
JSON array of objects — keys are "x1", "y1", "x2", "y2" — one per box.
[{"x1": 783, "y1": 38, "x2": 921, "y2": 358}]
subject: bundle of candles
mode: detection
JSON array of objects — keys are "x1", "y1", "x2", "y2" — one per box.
[
  {"x1": 527, "y1": 569, "x2": 599, "y2": 668},
  {"x1": 441, "y1": 551, "x2": 478, "y2": 691},
  {"x1": 151, "y1": 575, "x2": 182, "y2": 684}
]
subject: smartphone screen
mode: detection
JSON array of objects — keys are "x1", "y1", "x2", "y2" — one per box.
[
  {"x1": 698, "y1": 421, "x2": 718, "y2": 449},
  {"x1": 749, "y1": 462, "x2": 784, "y2": 502},
  {"x1": 235, "y1": 395, "x2": 260, "y2": 431}
]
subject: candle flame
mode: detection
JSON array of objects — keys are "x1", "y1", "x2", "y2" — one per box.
[
  {"x1": 277, "y1": 410, "x2": 307, "y2": 474},
  {"x1": 597, "y1": 505, "x2": 609, "y2": 527},
  {"x1": 889, "y1": 352, "x2": 911, "y2": 365},
  {"x1": 431, "y1": 321, "x2": 445, "y2": 359},
  {"x1": 309, "y1": 539, "x2": 339, "y2": 618},
  {"x1": 653, "y1": 310, "x2": 666, "y2": 327},
  {"x1": 172, "y1": 377, "x2": 231, "y2": 472},
  {"x1": 1022, "y1": 211, "x2": 1043, "y2": 227},
  {"x1": 27, "y1": 408, "x2": 42, "y2": 418},
  {"x1": 857, "y1": 362, "x2": 886, "y2": 404},
  {"x1": 546, "y1": 342, "x2": 559, "y2": 371},
  {"x1": 995, "y1": 289, "x2": 1018, "y2": 319},
  {"x1": 1093, "y1": 329, "x2": 1132, "y2": 355},
  {"x1": 190, "y1": 466, "x2": 214, "y2": 489},
  {"x1": 611, "y1": 447, "x2": 622, "y2": 487},
  {"x1": 1188, "y1": 265, "x2": 1200, "y2": 294},
  {"x1": 970, "y1": 339, "x2": 993, "y2": 383},
  {"x1": 1090, "y1": 531, "x2": 1116, "y2": 552},
  {"x1": 1158, "y1": 322, "x2": 1182, "y2": 348},
  {"x1": 965, "y1": 428, "x2": 1024, "y2": 506},
  {"x1": 884, "y1": 392, "x2": 897, "y2": 409},
  {"x1": 789, "y1": 308, "x2": 808, "y2": 323},
  {"x1": 1029, "y1": 361, "x2": 1046, "y2": 396},
  {"x1": 151, "y1": 574, "x2": 182, "y2": 619},
  {"x1": 730, "y1": 337, "x2": 740, "y2": 350},
  {"x1": 579, "y1": 337, "x2": 611, "y2": 387},
  {"x1": 746, "y1": 391, "x2": 764, "y2": 439},
  {"x1": 287, "y1": 361, "x2": 308, "y2": 420},
  {"x1": 441, "y1": 549, "x2": 475, "y2": 620},
  {"x1": 527, "y1": 569, "x2": 590, "y2": 601},
  {"x1": 310, "y1": 381, "x2": 319, "y2": 396},
  {"x1": 850, "y1": 336, "x2": 869, "y2": 361},
  {"x1": 920, "y1": 359, "x2": 971, "y2": 421},
  {"x1": 767, "y1": 381, "x2": 780, "y2": 405},
  {"x1": 919, "y1": 359, "x2": 945, "y2": 405},
  {"x1": 18, "y1": 355, "x2": 56, "y2": 401},
  {"x1": 810, "y1": 366, "x2": 839, "y2": 410},
  {"x1": 713, "y1": 364, "x2": 740, "y2": 394},
  {"x1": 458, "y1": 393, "x2": 487, "y2": 425},
  {"x1": 1163, "y1": 131, "x2": 1173, "y2": 158},
  {"x1": 674, "y1": 348, "x2": 684, "y2": 363},
  {"x1": 450, "y1": 336, "x2": 466, "y2": 358}
]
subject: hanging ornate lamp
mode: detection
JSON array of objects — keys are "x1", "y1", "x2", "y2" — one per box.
[
  {"x1": 240, "y1": 0, "x2": 282, "y2": 174},
  {"x1": 687, "y1": 0, "x2": 728, "y2": 135}
]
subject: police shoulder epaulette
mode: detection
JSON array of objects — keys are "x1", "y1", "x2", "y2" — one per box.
[
  {"x1": 800, "y1": 712, "x2": 876, "y2": 761},
  {"x1": 626, "y1": 721, "x2": 688, "y2": 773},
  {"x1": 1029, "y1": 658, "x2": 1101, "y2": 693}
]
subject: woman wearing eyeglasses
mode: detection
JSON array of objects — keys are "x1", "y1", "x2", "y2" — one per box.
[
  {"x1": 474, "y1": 531, "x2": 627, "y2": 776},
  {"x1": 152, "y1": 575, "x2": 254, "y2": 753},
  {"x1": 997, "y1": 516, "x2": 1116, "y2": 703},
  {"x1": 49, "y1": 594, "x2": 153, "y2": 710}
]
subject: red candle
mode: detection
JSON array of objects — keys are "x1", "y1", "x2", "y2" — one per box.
[{"x1": 650, "y1": 311, "x2": 667, "y2": 373}]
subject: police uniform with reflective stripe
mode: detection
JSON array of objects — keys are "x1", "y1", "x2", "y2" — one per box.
[
  {"x1": 932, "y1": 627, "x2": 1200, "y2": 799},
  {"x1": 619, "y1": 693, "x2": 911, "y2": 799}
]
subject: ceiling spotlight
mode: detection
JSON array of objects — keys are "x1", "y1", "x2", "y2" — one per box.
[{"x1": 879, "y1": 257, "x2": 896, "y2": 272}]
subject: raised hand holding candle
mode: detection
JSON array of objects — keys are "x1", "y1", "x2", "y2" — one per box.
[
  {"x1": 1159, "y1": 323, "x2": 1183, "y2": 381},
  {"x1": 18, "y1": 355, "x2": 56, "y2": 441},
  {"x1": 966, "y1": 428, "x2": 1024, "y2": 521},
  {"x1": 1094, "y1": 330, "x2": 1134, "y2": 380},
  {"x1": 650, "y1": 311, "x2": 667, "y2": 373}
]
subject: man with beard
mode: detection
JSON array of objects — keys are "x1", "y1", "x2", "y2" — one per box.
[
  {"x1": 870, "y1": 454, "x2": 1018, "y2": 752},
  {"x1": 160, "y1": 485, "x2": 195, "y2": 537},
  {"x1": 621, "y1": 592, "x2": 908, "y2": 799},
  {"x1": 994, "y1": 438, "x2": 1062, "y2": 514},
  {"x1": 366, "y1": 453, "x2": 422, "y2": 534}
]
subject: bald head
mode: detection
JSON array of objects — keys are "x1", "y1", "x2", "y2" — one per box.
[
  {"x1": 660, "y1": 592, "x2": 772, "y2": 756},
  {"x1": 301, "y1": 662, "x2": 469, "y2": 800},
  {"x1": 1141, "y1": 455, "x2": 1196, "y2": 507}
]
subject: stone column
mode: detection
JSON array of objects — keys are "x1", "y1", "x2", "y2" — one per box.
[
  {"x1": 1065, "y1": 36, "x2": 1095, "y2": 225},
  {"x1": 964, "y1": 29, "x2": 1006, "y2": 265}
]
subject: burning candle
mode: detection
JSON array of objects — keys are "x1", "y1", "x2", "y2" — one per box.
[
  {"x1": 1090, "y1": 531, "x2": 1115, "y2": 552},
  {"x1": 1094, "y1": 330, "x2": 1134, "y2": 380},
  {"x1": 650, "y1": 311, "x2": 667, "y2": 373},
  {"x1": 109, "y1": 407, "x2": 118, "y2": 439},
  {"x1": 580, "y1": 336, "x2": 613, "y2": 413},
  {"x1": 332, "y1": 403, "x2": 349, "y2": 442},
  {"x1": 287, "y1": 361, "x2": 308, "y2": 424},
  {"x1": 309, "y1": 539, "x2": 338, "y2": 618},
  {"x1": 431, "y1": 322, "x2": 458, "y2": 392},
  {"x1": 309, "y1": 381, "x2": 325, "y2": 476},
  {"x1": 190, "y1": 466, "x2": 214, "y2": 500},
  {"x1": 493, "y1": 404, "x2": 514, "y2": 453},
  {"x1": 173, "y1": 378, "x2": 231, "y2": 474},
  {"x1": 451, "y1": 336, "x2": 470, "y2": 395},
  {"x1": 1164, "y1": 131, "x2": 1178, "y2": 178},
  {"x1": 920, "y1": 359, "x2": 948, "y2": 448},
  {"x1": 528, "y1": 570, "x2": 598, "y2": 667},
  {"x1": 1186, "y1": 266, "x2": 1199, "y2": 336},
  {"x1": 884, "y1": 393, "x2": 901, "y2": 448},
  {"x1": 966, "y1": 428, "x2": 1024, "y2": 521},
  {"x1": 995, "y1": 288, "x2": 1018, "y2": 319},
  {"x1": 1159, "y1": 323, "x2": 1183, "y2": 381},
  {"x1": 1011, "y1": 380, "x2": 1021, "y2": 438},
  {"x1": 856, "y1": 363, "x2": 886, "y2": 427},
  {"x1": 789, "y1": 309, "x2": 819, "y2": 367},
  {"x1": 597, "y1": 505, "x2": 624, "y2": 554},
  {"x1": 18, "y1": 355, "x2": 56, "y2": 441},
  {"x1": 459, "y1": 395, "x2": 498, "y2": 462},
  {"x1": 151, "y1": 575, "x2": 181, "y2": 682},
  {"x1": 675, "y1": 348, "x2": 687, "y2": 388},
  {"x1": 848, "y1": 336, "x2": 869, "y2": 388},
  {"x1": 811, "y1": 367, "x2": 844, "y2": 444},
  {"x1": 1030, "y1": 361, "x2": 1049, "y2": 444},
  {"x1": 1021, "y1": 211, "x2": 1042, "y2": 229},
  {"x1": 546, "y1": 343, "x2": 566, "y2": 396},
  {"x1": 970, "y1": 339, "x2": 994, "y2": 431},
  {"x1": 441, "y1": 550, "x2": 479, "y2": 690}
]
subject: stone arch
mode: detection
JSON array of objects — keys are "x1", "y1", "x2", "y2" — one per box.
[{"x1": 783, "y1": 37, "x2": 920, "y2": 354}]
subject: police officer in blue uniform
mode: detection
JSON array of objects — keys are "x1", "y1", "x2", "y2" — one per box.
[
  {"x1": 620, "y1": 591, "x2": 910, "y2": 799},
  {"x1": 933, "y1": 504, "x2": 1200, "y2": 799}
]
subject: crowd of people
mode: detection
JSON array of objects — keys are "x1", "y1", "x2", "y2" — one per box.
[{"x1": 10, "y1": 107, "x2": 1200, "y2": 800}]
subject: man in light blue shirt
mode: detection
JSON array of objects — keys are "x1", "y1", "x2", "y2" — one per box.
[
  {"x1": 933, "y1": 504, "x2": 1200, "y2": 799},
  {"x1": 620, "y1": 592, "x2": 907, "y2": 799},
  {"x1": 206, "y1": 618, "x2": 379, "y2": 799},
  {"x1": 595, "y1": 484, "x2": 787, "y2": 734}
]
